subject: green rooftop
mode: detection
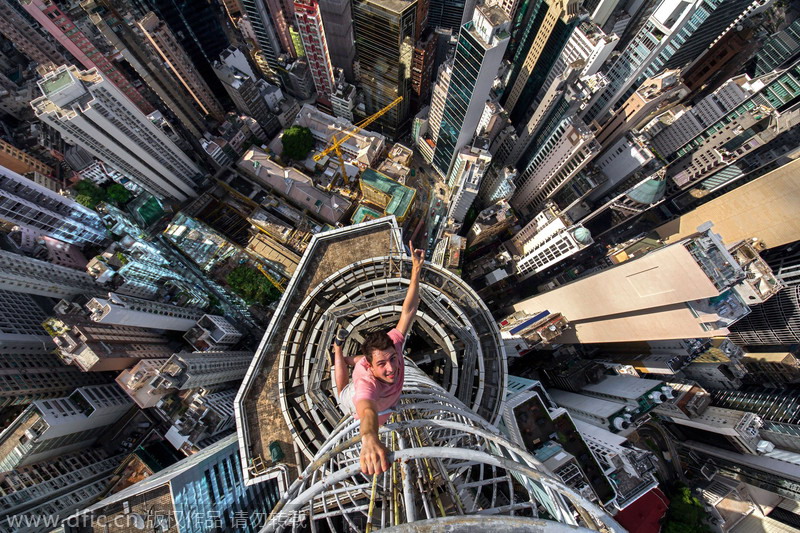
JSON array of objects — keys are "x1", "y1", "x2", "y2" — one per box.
[
  {"x1": 352, "y1": 205, "x2": 384, "y2": 224},
  {"x1": 360, "y1": 168, "x2": 415, "y2": 220},
  {"x1": 41, "y1": 69, "x2": 74, "y2": 96}
]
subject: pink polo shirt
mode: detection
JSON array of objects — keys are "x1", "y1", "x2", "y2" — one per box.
[{"x1": 351, "y1": 328, "x2": 405, "y2": 425}]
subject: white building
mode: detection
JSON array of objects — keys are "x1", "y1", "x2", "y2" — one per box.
[
  {"x1": 509, "y1": 203, "x2": 593, "y2": 280},
  {"x1": 153, "y1": 351, "x2": 253, "y2": 390},
  {"x1": 184, "y1": 314, "x2": 243, "y2": 351},
  {"x1": 31, "y1": 66, "x2": 202, "y2": 202},
  {"x1": 581, "y1": 375, "x2": 674, "y2": 411},
  {"x1": 0, "y1": 384, "x2": 131, "y2": 470},
  {"x1": 656, "y1": 405, "x2": 770, "y2": 455},
  {"x1": 548, "y1": 389, "x2": 635, "y2": 433},
  {"x1": 512, "y1": 115, "x2": 601, "y2": 217},
  {"x1": 115, "y1": 358, "x2": 169, "y2": 408},
  {"x1": 293, "y1": 104, "x2": 385, "y2": 166},
  {"x1": 446, "y1": 146, "x2": 492, "y2": 224},
  {"x1": 331, "y1": 72, "x2": 357, "y2": 121},
  {"x1": 0, "y1": 249, "x2": 99, "y2": 299},
  {"x1": 85, "y1": 292, "x2": 205, "y2": 331},
  {"x1": 0, "y1": 165, "x2": 108, "y2": 246}
]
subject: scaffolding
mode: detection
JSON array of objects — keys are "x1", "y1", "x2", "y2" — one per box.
[{"x1": 264, "y1": 366, "x2": 624, "y2": 532}]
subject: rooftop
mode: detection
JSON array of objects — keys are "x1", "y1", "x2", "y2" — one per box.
[
  {"x1": 351, "y1": 204, "x2": 384, "y2": 224},
  {"x1": 360, "y1": 168, "x2": 415, "y2": 219},
  {"x1": 39, "y1": 68, "x2": 75, "y2": 96}
]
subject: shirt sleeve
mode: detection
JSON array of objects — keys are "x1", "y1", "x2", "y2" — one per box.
[
  {"x1": 352, "y1": 372, "x2": 378, "y2": 403},
  {"x1": 387, "y1": 328, "x2": 405, "y2": 349}
]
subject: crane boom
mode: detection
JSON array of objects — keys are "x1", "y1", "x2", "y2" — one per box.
[{"x1": 314, "y1": 96, "x2": 403, "y2": 163}]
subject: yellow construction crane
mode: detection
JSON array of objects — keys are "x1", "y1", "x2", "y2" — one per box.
[
  {"x1": 313, "y1": 96, "x2": 403, "y2": 186},
  {"x1": 256, "y1": 263, "x2": 286, "y2": 293}
]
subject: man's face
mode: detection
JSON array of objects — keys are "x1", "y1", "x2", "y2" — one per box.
[{"x1": 368, "y1": 348, "x2": 398, "y2": 384}]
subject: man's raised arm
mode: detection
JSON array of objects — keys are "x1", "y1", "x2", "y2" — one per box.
[{"x1": 396, "y1": 240, "x2": 425, "y2": 337}]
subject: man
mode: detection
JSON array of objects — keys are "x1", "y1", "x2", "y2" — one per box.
[{"x1": 331, "y1": 241, "x2": 425, "y2": 475}]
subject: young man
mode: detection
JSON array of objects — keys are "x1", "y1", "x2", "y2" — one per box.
[{"x1": 331, "y1": 241, "x2": 425, "y2": 475}]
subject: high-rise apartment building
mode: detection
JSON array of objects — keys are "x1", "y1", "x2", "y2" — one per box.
[
  {"x1": 430, "y1": 4, "x2": 509, "y2": 178},
  {"x1": 512, "y1": 115, "x2": 601, "y2": 217},
  {"x1": 85, "y1": 293, "x2": 205, "y2": 331},
  {"x1": 318, "y1": 0, "x2": 357, "y2": 82},
  {"x1": 138, "y1": 11, "x2": 225, "y2": 122},
  {"x1": 582, "y1": 0, "x2": 768, "y2": 124},
  {"x1": 241, "y1": 0, "x2": 284, "y2": 73},
  {"x1": 446, "y1": 145, "x2": 492, "y2": 223},
  {"x1": 0, "y1": 139, "x2": 54, "y2": 178},
  {"x1": 728, "y1": 286, "x2": 800, "y2": 346},
  {"x1": 0, "y1": 165, "x2": 107, "y2": 246},
  {"x1": 514, "y1": 228, "x2": 782, "y2": 343},
  {"x1": 0, "y1": 250, "x2": 100, "y2": 299},
  {"x1": 0, "y1": 340, "x2": 113, "y2": 408},
  {"x1": 152, "y1": 351, "x2": 253, "y2": 390},
  {"x1": 49, "y1": 313, "x2": 174, "y2": 372},
  {"x1": 81, "y1": 0, "x2": 209, "y2": 137},
  {"x1": 0, "y1": 384, "x2": 131, "y2": 471},
  {"x1": 31, "y1": 66, "x2": 202, "y2": 203},
  {"x1": 0, "y1": 288, "x2": 52, "y2": 345},
  {"x1": 508, "y1": 202, "x2": 593, "y2": 280},
  {"x1": 353, "y1": 0, "x2": 417, "y2": 138},
  {"x1": 20, "y1": 0, "x2": 153, "y2": 115},
  {"x1": 0, "y1": 0, "x2": 66, "y2": 68},
  {"x1": 294, "y1": 0, "x2": 336, "y2": 99}
]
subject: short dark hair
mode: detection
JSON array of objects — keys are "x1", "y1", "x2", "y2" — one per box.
[{"x1": 361, "y1": 331, "x2": 394, "y2": 363}]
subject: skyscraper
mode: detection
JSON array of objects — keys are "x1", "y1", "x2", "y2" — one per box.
[
  {"x1": 137, "y1": 11, "x2": 226, "y2": 122},
  {"x1": 728, "y1": 286, "x2": 800, "y2": 346},
  {"x1": 151, "y1": 350, "x2": 253, "y2": 390},
  {"x1": 317, "y1": 0, "x2": 357, "y2": 81},
  {"x1": 0, "y1": 250, "x2": 100, "y2": 299},
  {"x1": 430, "y1": 4, "x2": 509, "y2": 178},
  {"x1": 427, "y1": 0, "x2": 476, "y2": 31},
  {"x1": 294, "y1": 0, "x2": 336, "y2": 99},
  {"x1": 353, "y1": 0, "x2": 417, "y2": 138},
  {"x1": 0, "y1": 165, "x2": 108, "y2": 246},
  {"x1": 213, "y1": 48, "x2": 280, "y2": 136},
  {"x1": 20, "y1": 0, "x2": 154, "y2": 115},
  {"x1": 446, "y1": 144, "x2": 492, "y2": 223},
  {"x1": 241, "y1": 0, "x2": 285, "y2": 73},
  {"x1": 513, "y1": 229, "x2": 781, "y2": 343},
  {"x1": 85, "y1": 292, "x2": 205, "y2": 331},
  {"x1": 0, "y1": 288, "x2": 53, "y2": 345},
  {"x1": 31, "y1": 66, "x2": 202, "y2": 202}
]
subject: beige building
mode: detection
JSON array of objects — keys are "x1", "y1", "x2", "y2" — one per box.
[
  {"x1": 0, "y1": 139, "x2": 54, "y2": 177},
  {"x1": 656, "y1": 157, "x2": 800, "y2": 249},
  {"x1": 514, "y1": 229, "x2": 781, "y2": 343}
]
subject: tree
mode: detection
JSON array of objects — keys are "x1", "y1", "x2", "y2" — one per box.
[
  {"x1": 73, "y1": 180, "x2": 106, "y2": 208},
  {"x1": 281, "y1": 126, "x2": 314, "y2": 160},
  {"x1": 105, "y1": 183, "x2": 131, "y2": 205},
  {"x1": 663, "y1": 486, "x2": 712, "y2": 533},
  {"x1": 74, "y1": 194, "x2": 97, "y2": 209},
  {"x1": 226, "y1": 266, "x2": 281, "y2": 306}
]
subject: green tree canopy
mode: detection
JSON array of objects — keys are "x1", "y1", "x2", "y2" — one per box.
[
  {"x1": 105, "y1": 183, "x2": 131, "y2": 205},
  {"x1": 663, "y1": 486, "x2": 712, "y2": 533},
  {"x1": 74, "y1": 194, "x2": 97, "y2": 209},
  {"x1": 226, "y1": 265, "x2": 281, "y2": 306},
  {"x1": 73, "y1": 180, "x2": 106, "y2": 207},
  {"x1": 281, "y1": 125, "x2": 314, "y2": 160}
]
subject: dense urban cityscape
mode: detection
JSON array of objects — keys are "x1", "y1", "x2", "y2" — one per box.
[{"x1": 0, "y1": 0, "x2": 798, "y2": 531}]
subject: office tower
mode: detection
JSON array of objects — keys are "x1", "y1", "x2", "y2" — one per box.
[
  {"x1": 446, "y1": 145, "x2": 492, "y2": 223},
  {"x1": 708, "y1": 388, "x2": 800, "y2": 451},
  {"x1": 212, "y1": 57, "x2": 281, "y2": 135},
  {"x1": 241, "y1": 0, "x2": 285, "y2": 73},
  {"x1": 543, "y1": 20, "x2": 619, "y2": 90},
  {"x1": 753, "y1": 19, "x2": 800, "y2": 76},
  {"x1": 65, "y1": 435, "x2": 280, "y2": 533},
  {"x1": 0, "y1": 166, "x2": 107, "y2": 246},
  {"x1": 0, "y1": 139, "x2": 54, "y2": 178},
  {"x1": 426, "y1": 0, "x2": 476, "y2": 31},
  {"x1": 20, "y1": 0, "x2": 153, "y2": 115},
  {"x1": 352, "y1": 0, "x2": 417, "y2": 138},
  {"x1": 0, "y1": 449, "x2": 122, "y2": 531},
  {"x1": 595, "y1": 70, "x2": 687, "y2": 149},
  {"x1": 85, "y1": 293, "x2": 205, "y2": 331},
  {"x1": 511, "y1": 115, "x2": 601, "y2": 218},
  {"x1": 32, "y1": 66, "x2": 202, "y2": 203},
  {"x1": 507, "y1": 202, "x2": 593, "y2": 281},
  {"x1": 649, "y1": 77, "x2": 750, "y2": 158},
  {"x1": 317, "y1": 0, "x2": 356, "y2": 82},
  {"x1": 728, "y1": 286, "x2": 800, "y2": 346},
  {"x1": 0, "y1": 288, "x2": 52, "y2": 345},
  {"x1": 547, "y1": 388, "x2": 635, "y2": 433},
  {"x1": 0, "y1": 384, "x2": 131, "y2": 470},
  {"x1": 0, "y1": 250, "x2": 99, "y2": 299},
  {"x1": 81, "y1": 0, "x2": 208, "y2": 137},
  {"x1": 502, "y1": 0, "x2": 581, "y2": 125},
  {"x1": 184, "y1": 315, "x2": 243, "y2": 351},
  {"x1": 49, "y1": 314, "x2": 174, "y2": 372},
  {"x1": 582, "y1": 0, "x2": 768, "y2": 124},
  {"x1": 294, "y1": 0, "x2": 336, "y2": 99},
  {"x1": 0, "y1": 0, "x2": 65, "y2": 67},
  {"x1": 138, "y1": 12, "x2": 225, "y2": 122},
  {"x1": 152, "y1": 351, "x2": 252, "y2": 390},
  {"x1": 430, "y1": 5, "x2": 509, "y2": 179},
  {"x1": 514, "y1": 228, "x2": 782, "y2": 343}
]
